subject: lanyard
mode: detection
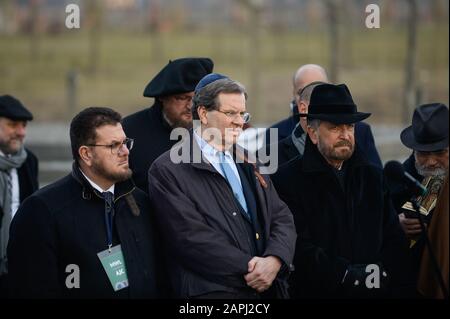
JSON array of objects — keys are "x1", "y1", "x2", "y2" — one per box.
[{"x1": 103, "y1": 192, "x2": 114, "y2": 252}]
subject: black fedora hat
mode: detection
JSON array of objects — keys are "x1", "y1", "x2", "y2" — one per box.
[
  {"x1": 143, "y1": 57, "x2": 214, "y2": 97},
  {"x1": 400, "y1": 103, "x2": 449, "y2": 152},
  {"x1": 300, "y1": 83, "x2": 370, "y2": 124},
  {"x1": 0, "y1": 95, "x2": 33, "y2": 121}
]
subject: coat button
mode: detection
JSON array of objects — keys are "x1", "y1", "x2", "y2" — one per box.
[
  {"x1": 232, "y1": 212, "x2": 237, "y2": 216},
  {"x1": 354, "y1": 280, "x2": 359, "y2": 286},
  {"x1": 256, "y1": 233, "x2": 260, "y2": 240}
]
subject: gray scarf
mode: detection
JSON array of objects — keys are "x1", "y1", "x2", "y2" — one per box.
[{"x1": 0, "y1": 146, "x2": 27, "y2": 275}]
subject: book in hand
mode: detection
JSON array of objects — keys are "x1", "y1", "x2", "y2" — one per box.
[{"x1": 402, "y1": 175, "x2": 445, "y2": 219}]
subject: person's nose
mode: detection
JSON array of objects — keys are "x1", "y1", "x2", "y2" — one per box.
[
  {"x1": 424, "y1": 156, "x2": 438, "y2": 167},
  {"x1": 15, "y1": 123, "x2": 27, "y2": 138},
  {"x1": 119, "y1": 143, "x2": 130, "y2": 156}
]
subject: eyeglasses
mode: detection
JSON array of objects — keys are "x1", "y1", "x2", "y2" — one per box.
[
  {"x1": 87, "y1": 138, "x2": 134, "y2": 155},
  {"x1": 214, "y1": 109, "x2": 251, "y2": 123}
]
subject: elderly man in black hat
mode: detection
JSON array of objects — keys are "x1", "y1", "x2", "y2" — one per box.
[
  {"x1": 272, "y1": 83, "x2": 412, "y2": 298},
  {"x1": 388, "y1": 103, "x2": 448, "y2": 291},
  {"x1": 0, "y1": 95, "x2": 39, "y2": 296},
  {"x1": 123, "y1": 57, "x2": 213, "y2": 192}
]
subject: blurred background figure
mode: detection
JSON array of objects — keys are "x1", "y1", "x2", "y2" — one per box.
[
  {"x1": 122, "y1": 57, "x2": 213, "y2": 192},
  {"x1": 0, "y1": 95, "x2": 38, "y2": 298},
  {"x1": 0, "y1": 0, "x2": 447, "y2": 190}
]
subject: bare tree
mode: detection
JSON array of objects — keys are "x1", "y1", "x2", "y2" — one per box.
[
  {"x1": 86, "y1": 0, "x2": 103, "y2": 75},
  {"x1": 325, "y1": 0, "x2": 341, "y2": 83},
  {"x1": 234, "y1": 0, "x2": 264, "y2": 122},
  {"x1": 29, "y1": 0, "x2": 41, "y2": 61},
  {"x1": 147, "y1": 0, "x2": 164, "y2": 63},
  {"x1": 403, "y1": 0, "x2": 418, "y2": 124}
]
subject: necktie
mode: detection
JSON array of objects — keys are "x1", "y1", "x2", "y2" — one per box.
[
  {"x1": 218, "y1": 152, "x2": 250, "y2": 219},
  {"x1": 102, "y1": 191, "x2": 114, "y2": 250}
]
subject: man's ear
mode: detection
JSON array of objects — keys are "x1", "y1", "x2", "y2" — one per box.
[
  {"x1": 306, "y1": 125, "x2": 319, "y2": 145},
  {"x1": 298, "y1": 101, "x2": 307, "y2": 114},
  {"x1": 197, "y1": 106, "x2": 208, "y2": 125},
  {"x1": 79, "y1": 146, "x2": 93, "y2": 166}
]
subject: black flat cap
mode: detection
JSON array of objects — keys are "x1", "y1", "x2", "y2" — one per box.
[
  {"x1": 0, "y1": 95, "x2": 33, "y2": 121},
  {"x1": 143, "y1": 57, "x2": 214, "y2": 98}
]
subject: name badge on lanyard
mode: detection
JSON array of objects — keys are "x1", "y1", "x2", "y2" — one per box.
[
  {"x1": 97, "y1": 192, "x2": 129, "y2": 291},
  {"x1": 97, "y1": 244, "x2": 129, "y2": 291}
]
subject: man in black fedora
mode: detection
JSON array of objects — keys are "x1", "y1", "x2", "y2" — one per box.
[
  {"x1": 388, "y1": 103, "x2": 448, "y2": 290},
  {"x1": 0, "y1": 95, "x2": 39, "y2": 297},
  {"x1": 123, "y1": 57, "x2": 213, "y2": 192},
  {"x1": 272, "y1": 83, "x2": 412, "y2": 298}
]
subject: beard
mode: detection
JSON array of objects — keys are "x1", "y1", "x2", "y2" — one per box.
[
  {"x1": 317, "y1": 138, "x2": 354, "y2": 162},
  {"x1": 0, "y1": 137, "x2": 24, "y2": 155},
  {"x1": 91, "y1": 160, "x2": 132, "y2": 183},
  {"x1": 415, "y1": 162, "x2": 448, "y2": 178},
  {"x1": 163, "y1": 109, "x2": 193, "y2": 129}
]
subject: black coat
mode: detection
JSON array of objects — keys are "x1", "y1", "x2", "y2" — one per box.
[
  {"x1": 388, "y1": 153, "x2": 423, "y2": 214},
  {"x1": 0, "y1": 148, "x2": 38, "y2": 297},
  {"x1": 123, "y1": 101, "x2": 179, "y2": 193},
  {"x1": 387, "y1": 153, "x2": 435, "y2": 285},
  {"x1": 148, "y1": 134, "x2": 296, "y2": 298},
  {"x1": 271, "y1": 138, "x2": 412, "y2": 298},
  {"x1": 265, "y1": 117, "x2": 383, "y2": 168},
  {"x1": 7, "y1": 164, "x2": 160, "y2": 298},
  {"x1": 18, "y1": 148, "x2": 39, "y2": 202}
]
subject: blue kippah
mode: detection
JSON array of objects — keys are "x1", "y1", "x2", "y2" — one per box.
[{"x1": 195, "y1": 73, "x2": 228, "y2": 93}]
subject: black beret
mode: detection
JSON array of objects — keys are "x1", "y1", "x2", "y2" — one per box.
[
  {"x1": 0, "y1": 95, "x2": 33, "y2": 121},
  {"x1": 143, "y1": 57, "x2": 214, "y2": 97}
]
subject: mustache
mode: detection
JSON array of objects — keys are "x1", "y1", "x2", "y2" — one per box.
[{"x1": 334, "y1": 140, "x2": 353, "y2": 148}]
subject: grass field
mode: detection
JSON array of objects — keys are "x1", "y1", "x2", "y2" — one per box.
[{"x1": 0, "y1": 24, "x2": 448, "y2": 126}]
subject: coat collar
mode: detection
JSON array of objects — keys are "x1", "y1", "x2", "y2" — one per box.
[
  {"x1": 71, "y1": 162, "x2": 136, "y2": 201},
  {"x1": 148, "y1": 100, "x2": 173, "y2": 132},
  {"x1": 403, "y1": 152, "x2": 422, "y2": 181},
  {"x1": 301, "y1": 135, "x2": 369, "y2": 174},
  {"x1": 184, "y1": 130, "x2": 268, "y2": 188}
]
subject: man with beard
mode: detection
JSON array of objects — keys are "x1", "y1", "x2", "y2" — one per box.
[
  {"x1": 0, "y1": 95, "x2": 38, "y2": 297},
  {"x1": 123, "y1": 57, "x2": 213, "y2": 192},
  {"x1": 148, "y1": 73, "x2": 296, "y2": 298},
  {"x1": 271, "y1": 83, "x2": 412, "y2": 298},
  {"x1": 7, "y1": 107, "x2": 161, "y2": 298},
  {"x1": 388, "y1": 103, "x2": 448, "y2": 292},
  {"x1": 263, "y1": 64, "x2": 382, "y2": 169}
]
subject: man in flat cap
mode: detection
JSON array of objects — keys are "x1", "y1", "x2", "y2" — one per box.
[
  {"x1": 0, "y1": 95, "x2": 39, "y2": 297},
  {"x1": 148, "y1": 73, "x2": 296, "y2": 298},
  {"x1": 271, "y1": 83, "x2": 412, "y2": 298},
  {"x1": 123, "y1": 57, "x2": 213, "y2": 192},
  {"x1": 387, "y1": 103, "x2": 448, "y2": 295}
]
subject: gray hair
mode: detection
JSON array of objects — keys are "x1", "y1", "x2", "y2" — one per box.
[
  {"x1": 307, "y1": 118, "x2": 321, "y2": 130},
  {"x1": 192, "y1": 78, "x2": 247, "y2": 120},
  {"x1": 299, "y1": 81, "x2": 327, "y2": 104}
]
